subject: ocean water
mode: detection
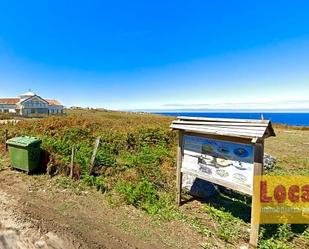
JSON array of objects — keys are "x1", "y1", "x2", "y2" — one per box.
[{"x1": 155, "y1": 112, "x2": 309, "y2": 126}]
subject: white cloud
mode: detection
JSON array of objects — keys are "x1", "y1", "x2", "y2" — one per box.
[{"x1": 160, "y1": 99, "x2": 309, "y2": 110}]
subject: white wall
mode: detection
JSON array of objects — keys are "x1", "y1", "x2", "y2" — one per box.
[
  {"x1": 0, "y1": 104, "x2": 16, "y2": 113},
  {"x1": 49, "y1": 105, "x2": 64, "y2": 115}
]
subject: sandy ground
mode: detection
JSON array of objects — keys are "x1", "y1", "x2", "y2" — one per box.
[
  {"x1": 0, "y1": 163, "x2": 209, "y2": 249},
  {"x1": 0, "y1": 190, "x2": 76, "y2": 249},
  {"x1": 0, "y1": 168, "x2": 154, "y2": 249}
]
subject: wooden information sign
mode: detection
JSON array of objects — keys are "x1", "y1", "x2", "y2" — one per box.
[{"x1": 171, "y1": 116, "x2": 275, "y2": 247}]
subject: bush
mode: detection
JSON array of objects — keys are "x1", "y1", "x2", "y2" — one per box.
[
  {"x1": 276, "y1": 224, "x2": 293, "y2": 242},
  {"x1": 116, "y1": 179, "x2": 157, "y2": 207},
  {"x1": 259, "y1": 238, "x2": 291, "y2": 249},
  {"x1": 115, "y1": 179, "x2": 177, "y2": 218},
  {"x1": 203, "y1": 205, "x2": 245, "y2": 242},
  {"x1": 95, "y1": 146, "x2": 116, "y2": 168},
  {"x1": 0, "y1": 155, "x2": 3, "y2": 171},
  {"x1": 259, "y1": 224, "x2": 294, "y2": 249},
  {"x1": 81, "y1": 175, "x2": 106, "y2": 193},
  {"x1": 119, "y1": 145, "x2": 171, "y2": 184},
  {"x1": 126, "y1": 127, "x2": 175, "y2": 151}
]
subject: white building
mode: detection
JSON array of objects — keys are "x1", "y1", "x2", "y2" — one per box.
[{"x1": 0, "y1": 91, "x2": 64, "y2": 116}]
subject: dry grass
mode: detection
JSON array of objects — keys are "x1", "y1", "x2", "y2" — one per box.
[
  {"x1": 265, "y1": 126, "x2": 309, "y2": 174},
  {"x1": 1, "y1": 110, "x2": 309, "y2": 248}
]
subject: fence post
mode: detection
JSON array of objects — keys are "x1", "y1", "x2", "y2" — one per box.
[
  {"x1": 89, "y1": 136, "x2": 101, "y2": 175},
  {"x1": 176, "y1": 131, "x2": 184, "y2": 206},
  {"x1": 5, "y1": 129, "x2": 8, "y2": 151},
  {"x1": 70, "y1": 145, "x2": 75, "y2": 179}
]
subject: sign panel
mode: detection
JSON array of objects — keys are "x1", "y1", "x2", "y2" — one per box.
[
  {"x1": 182, "y1": 135, "x2": 254, "y2": 194},
  {"x1": 253, "y1": 176, "x2": 309, "y2": 224}
]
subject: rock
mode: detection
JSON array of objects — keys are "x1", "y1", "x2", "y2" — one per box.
[
  {"x1": 182, "y1": 173, "x2": 217, "y2": 199},
  {"x1": 239, "y1": 245, "x2": 249, "y2": 249},
  {"x1": 182, "y1": 153, "x2": 276, "y2": 199},
  {"x1": 263, "y1": 153, "x2": 277, "y2": 171},
  {"x1": 35, "y1": 240, "x2": 47, "y2": 248}
]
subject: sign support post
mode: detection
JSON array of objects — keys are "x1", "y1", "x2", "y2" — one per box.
[
  {"x1": 249, "y1": 141, "x2": 264, "y2": 248},
  {"x1": 176, "y1": 130, "x2": 184, "y2": 206}
]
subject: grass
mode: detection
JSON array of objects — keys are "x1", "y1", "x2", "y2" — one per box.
[
  {"x1": 0, "y1": 155, "x2": 3, "y2": 171},
  {"x1": 0, "y1": 113, "x2": 14, "y2": 120},
  {"x1": 203, "y1": 204, "x2": 245, "y2": 242},
  {"x1": 56, "y1": 201, "x2": 76, "y2": 213},
  {"x1": 1, "y1": 109, "x2": 309, "y2": 248},
  {"x1": 265, "y1": 127, "x2": 309, "y2": 174}
]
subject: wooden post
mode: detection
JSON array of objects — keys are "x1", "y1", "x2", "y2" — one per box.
[
  {"x1": 249, "y1": 141, "x2": 264, "y2": 248},
  {"x1": 260, "y1": 114, "x2": 264, "y2": 120},
  {"x1": 176, "y1": 131, "x2": 184, "y2": 206},
  {"x1": 89, "y1": 136, "x2": 101, "y2": 175},
  {"x1": 70, "y1": 145, "x2": 75, "y2": 179},
  {"x1": 4, "y1": 129, "x2": 8, "y2": 151}
]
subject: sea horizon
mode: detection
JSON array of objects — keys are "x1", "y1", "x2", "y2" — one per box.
[
  {"x1": 138, "y1": 108, "x2": 309, "y2": 113},
  {"x1": 153, "y1": 111, "x2": 309, "y2": 126}
]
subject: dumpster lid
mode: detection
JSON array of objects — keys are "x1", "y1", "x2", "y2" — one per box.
[{"x1": 6, "y1": 136, "x2": 41, "y2": 147}]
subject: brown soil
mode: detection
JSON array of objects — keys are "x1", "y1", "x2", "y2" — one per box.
[{"x1": 0, "y1": 164, "x2": 209, "y2": 249}]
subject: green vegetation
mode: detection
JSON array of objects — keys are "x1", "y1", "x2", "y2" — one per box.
[
  {"x1": 81, "y1": 175, "x2": 106, "y2": 192},
  {"x1": 259, "y1": 224, "x2": 294, "y2": 249},
  {"x1": 203, "y1": 204, "x2": 246, "y2": 242},
  {"x1": 0, "y1": 113, "x2": 11, "y2": 120},
  {"x1": 0, "y1": 154, "x2": 3, "y2": 171},
  {"x1": 1, "y1": 109, "x2": 309, "y2": 248}
]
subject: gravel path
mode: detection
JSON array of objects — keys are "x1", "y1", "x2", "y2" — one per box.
[{"x1": 0, "y1": 190, "x2": 75, "y2": 249}]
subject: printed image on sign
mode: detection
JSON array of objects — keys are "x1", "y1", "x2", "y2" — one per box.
[{"x1": 182, "y1": 135, "x2": 254, "y2": 194}]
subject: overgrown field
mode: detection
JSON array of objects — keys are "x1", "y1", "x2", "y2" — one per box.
[{"x1": 1, "y1": 109, "x2": 309, "y2": 248}]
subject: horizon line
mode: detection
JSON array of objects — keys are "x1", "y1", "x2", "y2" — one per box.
[{"x1": 128, "y1": 108, "x2": 309, "y2": 113}]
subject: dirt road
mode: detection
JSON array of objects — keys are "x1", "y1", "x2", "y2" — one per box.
[
  {"x1": 0, "y1": 169, "x2": 157, "y2": 249},
  {"x1": 0, "y1": 189, "x2": 76, "y2": 249},
  {"x1": 0, "y1": 166, "x2": 207, "y2": 249}
]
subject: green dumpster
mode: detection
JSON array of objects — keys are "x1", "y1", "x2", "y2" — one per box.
[{"x1": 6, "y1": 136, "x2": 42, "y2": 172}]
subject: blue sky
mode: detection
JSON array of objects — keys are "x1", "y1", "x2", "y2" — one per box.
[{"x1": 0, "y1": 1, "x2": 309, "y2": 110}]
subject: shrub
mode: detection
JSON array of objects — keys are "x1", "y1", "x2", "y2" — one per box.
[
  {"x1": 259, "y1": 224, "x2": 294, "y2": 249},
  {"x1": 74, "y1": 142, "x2": 93, "y2": 174},
  {"x1": 95, "y1": 146, "x2": 116, "y2": 168},
  {"x1": 276, "y1": 224, "x2": 293, "y2": 242},
  {"x1": 116, "y1": 179, "x2": 178, "y2": 218},
  {"x1": 141, "y1": 192, "x2": 175, "y2": 217},
  {"x1": 259, "y1": 238, "x2": 291, "y2": 249},
  {"x1": 203, "y1": 205, "x2": 245, "y2": 242},
  {"x1": 0, "y1": 155, "x2": 3, "y2": 171},
  {"x1": 119, "y1": 145, "x2": 171, "y2": 185},
  {"x1": 302, "y1": 227, "x2": 309, "y2": 240},
  {"x1": 81, "y1": 175, "x2": 106, "y2": 193},
  {"x1": 126, "y1": 127, "x2": 175, "y2": 151},
  {"x1": 116, "y1": 179, "x2": 157, "y2": 208}
]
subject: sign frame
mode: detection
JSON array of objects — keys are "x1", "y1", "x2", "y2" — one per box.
[{"x1": 175, "y1": 130, "x2": 264, "y2": 248}]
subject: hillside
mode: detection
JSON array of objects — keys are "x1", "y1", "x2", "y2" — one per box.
[{"x1": 0, "y1": 110, "x2": 308, "y2": 249}]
